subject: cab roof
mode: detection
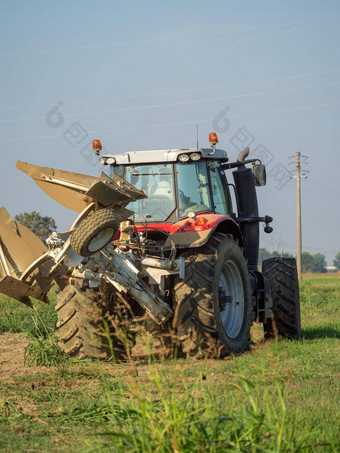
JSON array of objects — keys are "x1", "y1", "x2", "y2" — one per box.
[{"x1": 102, "y1": 148, "x2": 229, "y2": 165}]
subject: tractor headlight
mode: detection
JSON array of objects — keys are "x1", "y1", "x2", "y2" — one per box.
[
  {"x1": 190, "y1": 152, "x2": 201, "y2": 161},
  {"x1": 178, "y1": 154, "x2": 190, "y2": 163},
  {"x1": 106, "y1": 157, "x2": 116, "y2": 165},
  {"x1": 99, "y1": 157, "x2": 108, "y2": 165}
]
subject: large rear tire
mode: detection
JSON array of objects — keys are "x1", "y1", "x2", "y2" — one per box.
[
  {"x1": 173, "y1": 233, "x2": 252, "y2": 358},
  {"x1": 262, "y1": 257, "x2": 301, "y2": 339},
  {"x1": 56, "y1": 281, "x2": 135, "y2": 360}
]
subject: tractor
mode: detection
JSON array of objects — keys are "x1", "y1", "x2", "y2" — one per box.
[{"x1": 0, "y1": 133, "x2": 301, "y2": 359}]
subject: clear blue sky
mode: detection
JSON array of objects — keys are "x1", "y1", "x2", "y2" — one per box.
[{"x1": 0, "y1": 0, "x2": 339, "y2": 264}]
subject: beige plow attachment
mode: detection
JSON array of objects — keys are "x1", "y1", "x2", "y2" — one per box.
[
  {"x1": 16, "y1": 161, "x2": 146, "y2": 213},
  {"x1": 0, "y1": 207, "x2": 67, "y2": 306},
  {"x1": 0, "y1": 163, "x2": 147, "y2": 307}
]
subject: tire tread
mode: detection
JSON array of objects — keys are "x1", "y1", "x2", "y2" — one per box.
[{"x1": 262, "y1": 257, "x2": 301, "y2": 339}]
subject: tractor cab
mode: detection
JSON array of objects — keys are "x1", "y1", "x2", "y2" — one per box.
[{"x1": 100, "y1": 147, "x2": 232, "y2": 224}]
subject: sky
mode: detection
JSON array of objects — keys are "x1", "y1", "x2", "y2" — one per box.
[{"x1": 0, "y1": 0, "x2": 339, "y2": 265}]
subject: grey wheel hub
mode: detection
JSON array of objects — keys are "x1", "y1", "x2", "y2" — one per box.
[
  {"x1": 218, "y1": 260, "x2": 245, "y2": 339},
  {"x1": 88, "y1": 227, "x2": 114, "y2": 252}
]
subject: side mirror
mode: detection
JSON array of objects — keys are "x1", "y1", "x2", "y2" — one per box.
[{"x1": 253, "y1": 164, "x2": 266, "y2": 186}]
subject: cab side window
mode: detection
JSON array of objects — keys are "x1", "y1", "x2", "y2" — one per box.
[{"x1": 208, "y1": 162, "x2": 231, "y2": 215}]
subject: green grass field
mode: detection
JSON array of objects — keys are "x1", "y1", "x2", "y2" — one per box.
[{"x1": 0, "y1": 278, "x2": 339, "y2": 452}]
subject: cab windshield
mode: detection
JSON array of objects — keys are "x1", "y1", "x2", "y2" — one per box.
[
  {"x1": 123, "y1": 163, "x2": 176, "y2": 221},
  {"x1": 119, "y1": 161, "x2": 216, "y2": 221},
  {"x1": 176, "y1": 161, "x2": 213, "y2": 218}
]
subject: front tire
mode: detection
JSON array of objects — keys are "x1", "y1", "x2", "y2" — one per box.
[{"x1": 173, "y1": 233, "x2": 252, "y2": 358}]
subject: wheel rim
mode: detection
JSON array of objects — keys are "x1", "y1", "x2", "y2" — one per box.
[
  {"x1": 88, "y1": 227, "x2": 114, "y2": 252},
  {"x1": 218, "y1": 260, "x2": 245, "y2": 339}
]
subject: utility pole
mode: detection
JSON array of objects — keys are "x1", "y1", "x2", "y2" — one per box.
[
  {"x1": 290, "y1": 152, "x2": 308, "y2": 282},
  {"x1": 296, "y1": 151, "x2": 302, "y2": 281}
]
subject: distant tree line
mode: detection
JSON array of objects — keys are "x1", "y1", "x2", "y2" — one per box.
[
  {"x1": 301, "y1": 252, "x2": 327, "y2": 273},
  {"x1": 258, "y1": 248, "x2": 293, "y2": 263},
  {"x1": 259, "y1": 247, "x2": 328, "y2": 273},
  {"x1": 333, "y1": 252, "x2": 340, "y2": 270},
  {"x1": 15, "y1": 211, "x2": 57, "y2": 242}
]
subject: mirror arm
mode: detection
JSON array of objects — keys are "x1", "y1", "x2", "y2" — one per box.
[{"x1": 222, "y1": 158, "x2": 261, "y2": 170}]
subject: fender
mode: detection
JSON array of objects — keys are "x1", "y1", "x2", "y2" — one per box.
[{"x1": 163, "y1": 214, "x2": 244, "y2": 250}]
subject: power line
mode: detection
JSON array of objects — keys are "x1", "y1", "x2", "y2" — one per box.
[
  {"x1": 2, "y1": 68, "x2": 340, "y2": 112},
  {"x1": 307, "y1": 180, "x2": 340, "y2": 194},
  {"x1": 263, "y1": 238, "x2": 337, "y2": 253},
  {"x1": 0, "y1": 100, "x2": 339, "y2": 144},
  {"x1": 1, "y1": 80, "x2": 340, "y2": 125},
  {"x1": 304, "y1": 187, "x2": 338, "y2": 198},
  {"x1": 0, "y1": 15, "x2": 339, "y2": 58},
  {"x1": 279, "y1": 241, "x2": 337, "y2": 254}
]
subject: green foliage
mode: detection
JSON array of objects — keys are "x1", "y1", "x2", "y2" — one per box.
[
  {"x1": 92, "y1": 374, "x2": 304, "y2": 452},
  {"x1": 333, "y1": 251, "x2": 340, "y2": 270},
  {"x1": 258, "y1": 247, "x2": 293, "y2": 264},
  {"x1": 302, "y1": 251, "x2": 327, "y2": 273},
  {"x1": 23, "y1": 303, "x2": 67, "y2": 367},
  {"x1": 0, "y1": 291, "x2": 57, "y2": 336},
  {"x1": 14, "y1": 211, "x2": 57, "y2": 242},
  {"x1": 0, "y1": 290, "x2": 65, "y2": 367},
  {"x1": 300, "y1": 280, "x2": 340, "y2": 318},
  {"x1": 259, "y1": 248, "x2": 329, "y2": 273},
  {"x1": 0, "y1": 290, "x2": 57, "y2": 337},
  {"x1": 24, "y1": 332, "x2": 67, "y2": 367}
]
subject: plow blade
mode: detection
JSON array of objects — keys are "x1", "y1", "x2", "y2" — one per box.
[
  {"x1": 17, "y1": 161, "x2": 146, "y2": 212},
  {"x1": 0, "y1": 277, "x2": 33, "y2": 307},
  {"x1": 0, "y1": 208, "x2": 67, "y2": 306},
  {"x1": 0, "y1": 207, "x2": 47, "y2": 278}
]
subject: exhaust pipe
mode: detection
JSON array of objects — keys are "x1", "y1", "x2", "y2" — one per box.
[{"x1": 233, "y1": 166, "x2": 259, "y2": 271}]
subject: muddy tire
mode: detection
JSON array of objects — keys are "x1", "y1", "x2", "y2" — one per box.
[
  {"x1": 56, "y1": 282, "x2": 135, "y2": 360},
  {"x1": 173, "y1": 233, "x2": 252, "y2": 358},
  {"x1": 70, "y1": 209, "x2": 120, "y2": 257},
  {"x1": 262, "y1": 257, "x2": 301, "y2": 339}
]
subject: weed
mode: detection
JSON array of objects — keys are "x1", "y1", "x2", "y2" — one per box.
[
  {"x1": 24, "y1": 331, "x2": 67, "y2": 367},
  {"x1": 23, "y1": 302, "x2": 67, "y2": 367}
]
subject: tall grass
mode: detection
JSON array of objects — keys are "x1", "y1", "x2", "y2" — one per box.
[
  {"x1": 0, "y1": 290, "x2": 67, "y2": 366},
  {"x1": 0, "y1": 279, "x2": 339, "y2": 452},
  {"x1": 300, "y1": 280, "x2": 340, "y2": 316},
  {"x1": 88, "y1": 369, "x2": 320, "y2": 452},
  {"x1": 0, "y1": 291, "x2": 57, "y2": 337},
  {"x1": 300, "y1": 280, "x2": 340, "y2": 337},
  {"x1": 23, "y1": 307, "x2": 67, "y2": 367}
]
